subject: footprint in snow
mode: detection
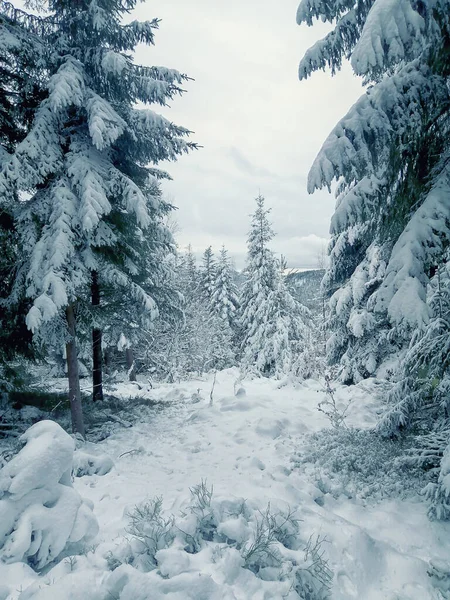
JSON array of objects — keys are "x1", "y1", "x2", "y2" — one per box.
[
  {"x1": 255, "y1": 417, "x2": 288, "y2": 439},
  {"x1": 250, "y1": 457, "x2": 266, "y2": 470}
]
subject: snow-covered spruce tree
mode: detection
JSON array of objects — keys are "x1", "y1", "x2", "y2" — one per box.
[
  {"x1": 378, "y1": 252, "x2": 450, "y2": 519},
  {"x1": 179, "y1": 246, "x2": 234, "y2": 375},
  {"x1": 179, "y1": 244, "x2": 199, "y2": 301},
  {"x1": 199, "y1": 246, "x2": 216, "y2": 304},
  {"x1": 240, "y1": 196, "x2": 310, "y2": 378},
  {"x1": 0, "y1": 4, "x2": 49, "y2": 391},
  {"x1": 144, "y1": 246, "x2": 234, "y2": 380},
  {"x1": 378, "y1": 251, "x2": 450, "y2": 438},
  {"x1": 324, "y1": 242, "x2": 395, "y2": 383},
  {"x1": 297, "y1": 0, "x2": 450, "y2": 383},
  {"x1": 92, "y1": 179, "x2": 180, "y2": 384},
  {"x1": 210, "y1": 246, "x2": 240, "y2": 330},
  {"x1": 239, "y1": 195, "x2": 278, "y2": 375},
  {"x1": 0, "y1": 0, "x2": 194, "y2": 434}
]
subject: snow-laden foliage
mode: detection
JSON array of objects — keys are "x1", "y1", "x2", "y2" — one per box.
[
  {"x1": 199, "y1": 246, "x2": 216, "y2": 303},
  {"x1": 293, "y1": 427, "x2": 429, "y2": 502},
  {"x1": 375, "y1": 255, "x2": 450, "y2": 518},
  {"x1": 297, "y1": 0, "x2": 450, "y2": 522},
  {"x1": 210, "y1": 247, "x2": 240, "y2": 331},
  {"x1": 240, "y1": 196, "x2": 311, "y2": 378},
  {"x1": 377, "y1": 255, "x2": 450, "y2": 434},
  {"x1": 143, "y1": 248, "x2": 235, "y2": 381},
  {"x1": 0, "y1": 5, "x2": 45, "y2": 385},
  {"x1": 298, "y1": 0, "x2": 450, "y2": 384},
  {"x1": 0, "y1": 420, "x2": 98, "y2": 568},
  {"x1": 426, "y1": 441, "x2": 450, "y2": 520},
  {"x1": 0, "y1": 0, "x2": 194, "y2": 427},
  {"x1": 104, "y1": 482, "x2": 332, "y2": 600},
  {"x1": 325, "y1": 242, "x2": 396, "y2": 383}
]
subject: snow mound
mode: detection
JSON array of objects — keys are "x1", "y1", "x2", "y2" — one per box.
[
  {"x1": 73, "y1": 449, "x2": 114, "y2": 477},
  {"x1": 0, "y1": 420, "x2": 98, "y2": 569}
]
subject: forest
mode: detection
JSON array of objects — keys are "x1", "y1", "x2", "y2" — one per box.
[{"x1": 0, "y1": 0, "x2": 449, "y2": 598}]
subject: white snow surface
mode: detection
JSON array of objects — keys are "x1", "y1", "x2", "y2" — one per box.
[
  {"x1": 0, "y1": 421, "x2": 98, "y2": 571},
  {"x1": 1, "y1": 370, "x2": 449, "y2": 598}
]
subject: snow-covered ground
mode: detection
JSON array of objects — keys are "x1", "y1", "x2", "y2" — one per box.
[{"x1": 1, "y1": 369, "x2": 449, "y2": 599}]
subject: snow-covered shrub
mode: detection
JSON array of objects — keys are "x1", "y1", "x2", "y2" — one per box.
[
  {"x1": 401, "y1": 429, "x2": 450, "y2": 473},
  {"x1": 126, "y1": 497, "x2": 175, "y2": 571},
  {"x1": 425, "y1": 439, "x2": 450, "y2": 521},
  {"x1": 0, "y1": 420, "x2": 98, "y2": 569},
  {"x1": 427, "y1": 559, "x2": 450, "y2": 596},
  {"x1": 316, "y1": 376, "x2": 350, "y2": 429},
  {"x1": 294, "y1": 428, "x2": 429, "y2": 501},
  {"x1": 116, "y1": 482, "x2": 332, "y2": 599},
  {"x1": 240, "y1": 504, "x2": 332, "y2": 600}
]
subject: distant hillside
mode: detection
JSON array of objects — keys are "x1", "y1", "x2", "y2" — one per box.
[{"x1": 285, "y1": 269, "x2": 325, "y2": 314}]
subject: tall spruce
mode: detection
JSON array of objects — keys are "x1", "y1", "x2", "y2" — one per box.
[
  {"x1": 297, "y1": 0, "x2": 450, "y2": 516},
  {"x1": 0, "y1": 4, "x2": 48, "y2": 390},
  {"x1": 210, "y1": 246, "x2": 239, "y2": 330},
  {"x1": 199, "y1": 246, "x2": 216, "y2": 304},
  {"x1": 240, "y1": 196, "x2": 310, "y2": 378},
  {"x1": 0, "y1": 0, "x2": 194, "y2": 433},
  {"x1": 297, "y1": 0, "x2": 450, "y2": 380}
]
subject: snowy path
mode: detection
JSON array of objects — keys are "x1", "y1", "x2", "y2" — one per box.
[
  {"x1": 3, "y1": 371, "x2": 449, "y2": 599},
  {"x1": 71, "y1": 371, "x2": 450, "y2": 599}
]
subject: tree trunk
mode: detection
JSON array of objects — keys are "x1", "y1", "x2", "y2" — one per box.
[
  {"x1": 91, "y1": 270, "x2": 104, "y2": 402},
  {"x1": 125, "y1": 347, "x2": 137, "y2": 381},
  {"x1": 66, "y1": 304, "x2": 85, "y2": 437},
  {"x1": 103, "y1": 347, "x2": 110, "y2": 375}
]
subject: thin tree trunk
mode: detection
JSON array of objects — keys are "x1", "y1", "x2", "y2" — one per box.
[
  {"x1": 91, "y1": 270, "x2": 104, "y2": 401},
  {"x1": 66, "y1": 304, "x2": 85, "y2": 437},
  {"x1": 104, "y1": 347, "x2": 110, "y2": 375},
  {"x1": 125, "y1": 347, "x2": 137, "y2": 381}
]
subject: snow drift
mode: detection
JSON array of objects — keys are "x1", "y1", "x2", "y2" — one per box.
[{"x1": 0, "y1": 420, "x2": 98, "y2": 569}]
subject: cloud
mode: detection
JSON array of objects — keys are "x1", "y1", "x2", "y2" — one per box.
[
  {"x1": 131, "y1": 0, "x2": 363, "y2": 268},
  {"x1": 228, "y1": 147, "x2": 277, "y2": 179}
]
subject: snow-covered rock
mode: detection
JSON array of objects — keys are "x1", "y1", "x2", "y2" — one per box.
[{"x1": 0, "y1": 420, "x2": 98, "y2": 569}]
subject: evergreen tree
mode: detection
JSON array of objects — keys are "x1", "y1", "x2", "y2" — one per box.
[
  {"x1": 297, "y1": 0, "x2": 450, "y2": 383},
  {"x1": 240, "y1": 195, "x2": 278, "y2": 375},
  {"x1": 378, "y1": 253, "x2": 450, "y2": 438},
  {"x1": 179, "y1": 244, "x2": 199, "y2": 301},
  {"x1": 146, "y1": 246, "x2": 234, "y2": 380},
  {"x1": 0, "y1": 4, "x2": 47, "y2": 390},
  {"x1": 0, "y1": 0, "x2": 195, "y2": 434},
  {"x1": 298, "y1": 0, "x2": 450, "y2": 516},
  {"x1": 90, "y1": 183, "x2": 181, "y2": 382},
  {"x1": 210, "y1": 246, "x2": 239, "y2": 329},
  {"x1": 240, "y1": 196, "x2": 310, "y2": 378},
  {"x1": 199, "y1": 246, "x2": 216, "y2": 304}
]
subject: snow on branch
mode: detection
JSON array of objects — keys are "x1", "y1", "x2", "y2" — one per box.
[
  {"x1": 375, "y1": 158, "x2": 450, "y2": 328},
  {"x1": 330, "y1": 175, "x2": 385, "y2": 234},
  {"x1": 48, "y1": 57, "x2": 85, "y2": 113},
  {"x1": 299, "y1": 9, "x2": 362, "y2": 79},
  {"x1": 351, "y1": 0, "x2": 425, "y2": 77},
  {"x1": 86, "y1": 90, "x2": 127, "y2": 150},
  {"x1": 307, "y1": 62, "x2": 447, "y2": 192},
  {"x1": 296, "y1": 0, "x2": 358, "y2": 26}
]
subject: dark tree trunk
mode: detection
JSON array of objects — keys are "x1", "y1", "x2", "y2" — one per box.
[
  {"x1": 125, "y1": 347, "x2": 137, "y2": 381},
  {"x1": 91, "y1": 270, "x2": 104, "y2": 402},
  {"x1": 66, "y1": 304, "x2": 85, "y2": 437},
  {"x1": 103, "y1": 347, "x2": 110, "y2": 375}
]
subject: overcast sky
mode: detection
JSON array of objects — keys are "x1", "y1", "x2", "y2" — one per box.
[{"x1": 133, "y1": 0, "x2": 363, "y2": 269}]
